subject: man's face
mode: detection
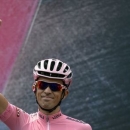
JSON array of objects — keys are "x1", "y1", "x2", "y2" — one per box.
[{"x1": 35, "y1": 77, "x2": 68, "y2": 112}]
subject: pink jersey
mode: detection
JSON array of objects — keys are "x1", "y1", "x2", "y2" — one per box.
[{"x1": 0, "y1": 102, "x2": 92, "y2": 130}]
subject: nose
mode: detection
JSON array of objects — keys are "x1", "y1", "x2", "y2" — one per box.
[{"x1": 44, "y1": 86, "x2": 52, "y2": 94}]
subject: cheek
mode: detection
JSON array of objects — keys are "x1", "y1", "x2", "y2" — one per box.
[
  {"x1": 54, "y1": 92, "x2": 62, "y2": 101},
  {"x1": 36, "y1": 90, "x2": 42, "y2": 98}
]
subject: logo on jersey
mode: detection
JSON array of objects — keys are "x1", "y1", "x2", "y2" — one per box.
[
  {"x1": 16, "y1": 107, "x2": 20, "y2": 117},
  {"x1": 31, "y1": 113, "x2": 37, "y2": 118},
  {"x1": 52, "y1": 113, "x2": 62, "y2": 119},
  {"x1": 39, "y1": 114, "x2": 44, "y2": 119}
]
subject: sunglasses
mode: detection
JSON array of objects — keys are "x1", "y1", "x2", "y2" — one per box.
[{"x1": 36, "y1": 81, "x2": 66, "y2": 91}]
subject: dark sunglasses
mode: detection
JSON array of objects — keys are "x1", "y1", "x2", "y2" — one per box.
[{"x1": 36, "y1": 81, "x2": 66, "y2": 91}]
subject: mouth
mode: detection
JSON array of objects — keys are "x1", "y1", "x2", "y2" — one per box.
[{"x1": 41, "y1": 96, "x2": 54, "y2": 101}]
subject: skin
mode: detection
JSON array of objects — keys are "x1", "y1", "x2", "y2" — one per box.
[
  {"x1": 33, "y1": 77, "x2": 69, "y2": 115},
  {"x1": 0, "y1": 94, "x2": 8, "y2": 114}
]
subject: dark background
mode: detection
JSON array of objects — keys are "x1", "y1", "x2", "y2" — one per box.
[{"x1": 1, "y1": 0, "x2": 130, "y2": 129}]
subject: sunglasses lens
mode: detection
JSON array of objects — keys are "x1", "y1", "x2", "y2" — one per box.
[
  {"x1": 38, "y1": 81, "x2": 48, "y2": 90},
  {"x1": 51, "y1": 83, "x2": 62, "y2": 91},
  {"x1": 37, "y1": 81, "x2": 63, "y2": 91}
]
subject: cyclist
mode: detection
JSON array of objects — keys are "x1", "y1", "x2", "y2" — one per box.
[{"x1": 0, "y1": 58, "x2": 92, "y2": 130}]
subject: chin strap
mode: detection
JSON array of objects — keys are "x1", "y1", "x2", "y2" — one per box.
[{"x1": 36, "y1": 90, "x2": 65, "y2": 113}]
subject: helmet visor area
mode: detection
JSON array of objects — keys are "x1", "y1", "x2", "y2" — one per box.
[{"x1": 38, "y1": 71, "x2": 65, "y2": 79}]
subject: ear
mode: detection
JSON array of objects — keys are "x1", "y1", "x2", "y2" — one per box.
[
  {"x1": 32, "y1": 83, "x2": 37, "y2": 93},
  {"x1": 32, "y1": 82, "x2": 37, "y2": 93},
  {"x1": 32, "y1": 85, "x2": 36, "y2": 92}
]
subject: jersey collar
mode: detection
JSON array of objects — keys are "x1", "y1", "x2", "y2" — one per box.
[{"x1": 38, "y1": 110, "x2": 63, "y2": 121}]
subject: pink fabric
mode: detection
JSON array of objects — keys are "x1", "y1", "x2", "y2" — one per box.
[
  {"x1": 0, "y1": 0, "x2": 39, "y2": 92},
  {"x1": 0, "y1": 103, "x2": 92, "y2": 130}
]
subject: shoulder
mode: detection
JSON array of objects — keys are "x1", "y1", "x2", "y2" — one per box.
[
  {"x1": 65, "y1": 116, "x2": 92, "y2": 130},
  {"x1": 29, "y1": 112, "x2": 38, "y2": 121},
  {"x1": 0, "y1": 102, "x2": 19, "y2": 121},
  {"x1": 14, "y1": 106, "x2": 38, "y2": 123},
  {"x1": 0, "y1": 103, "x2": 31, "y2": 129}
]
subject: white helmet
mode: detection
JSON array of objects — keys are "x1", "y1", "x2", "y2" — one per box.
[{"x1": 33, "y1": 58, "x2": 73, "y2": 88}]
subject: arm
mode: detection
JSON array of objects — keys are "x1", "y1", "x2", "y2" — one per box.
[
  {"x1": 0, "y1": 93, "x2": 30, "y2": 130},
  {"x1": 0, "y1": 93, "x2": 8, "y2": 114}
]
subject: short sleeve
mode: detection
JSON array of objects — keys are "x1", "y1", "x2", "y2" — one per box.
[
  {"x1": 0, "y1": 102, "x2": 13, "y2": 121},
  {"x1": 0, "y1": 102, "x2": 30, "y2": 130}
]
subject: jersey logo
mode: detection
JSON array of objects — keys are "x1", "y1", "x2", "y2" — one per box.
[
  {"x1": 16, "y1": 107, "x2": 20, "y2": 117},
  {"x1": 66, "y1": 117, "x2": 86, "y2": 124},
  {"x1": 31, "y1": 113, "x2": 37, "y2": 118},
  {"x1": 39, "y1": 113, "x2": 44, "y2": 119},
  {"x1": 52, "y1": 113, "x2": 62, "y2": 119}
]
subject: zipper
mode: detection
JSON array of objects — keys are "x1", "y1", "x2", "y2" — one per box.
[{"x1": 46, "y1": 116, "x2": 50, "y2": 130}]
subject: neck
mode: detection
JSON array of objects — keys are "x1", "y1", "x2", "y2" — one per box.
[{"x1": 38, "y1": 106, "x2": 61, "y2": 115}]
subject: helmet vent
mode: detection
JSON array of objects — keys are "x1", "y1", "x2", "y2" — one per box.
[
  {"x1": 56, "y1": 62, "x2": 62, "y2": 71},
  {"x1": 50, "y1": 61, "x2": 55, "y2": 71},
  {"x1": 44, "y1": 60, "x2": 48, "y2": 69},
  {"x1": 63, "y1": 66, "x2": 69, "y2": 72},
  {"x1": 67, "y1": 73, "x2": 72, "y2": 78},
  {"x1": 38, "y1": 62, "x2": 41, "y2": 68}
]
